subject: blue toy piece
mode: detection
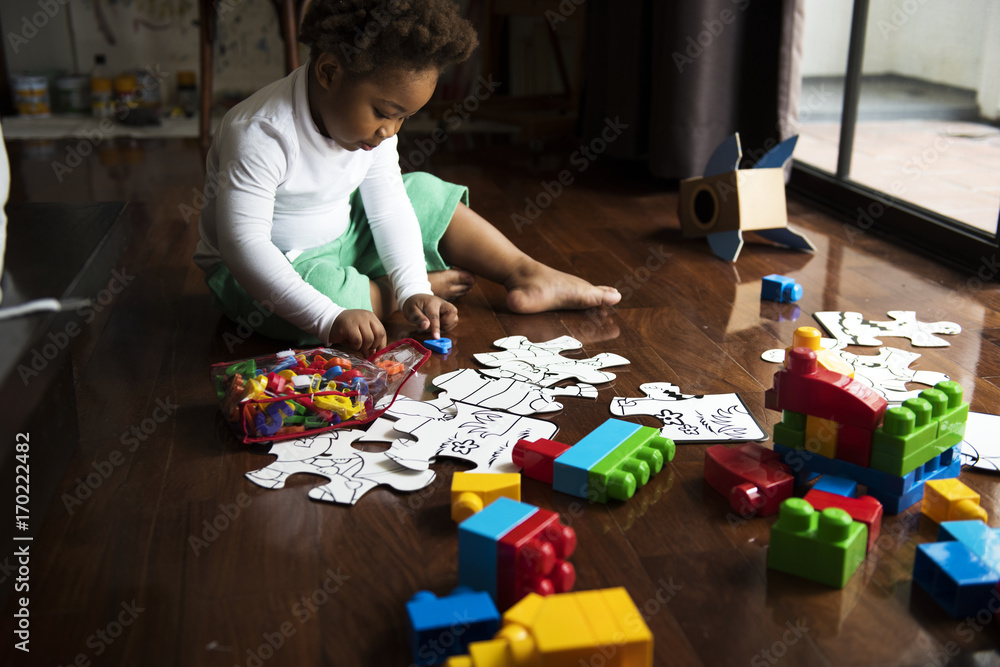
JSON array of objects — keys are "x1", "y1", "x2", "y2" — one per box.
[
  {"x1": 753, "y1": 135, "x2": 799, "y2": 170},
  {"x1": 812, "y1": 475, "x2": 858, "y2": 498},
  {"x1": 406, "y1": 588, "x2": 500, "y2": 666},
  {"x1": 458, "y1": 498, "x2": 537, "y2": 600},
  {"x1": 703, "y1": 133, "x2": 742, "y2": 177},
  {"x1": 775, "y1": 443, "x2": 961, "y2": 514},
  {"x1": 552, "y1": 419, "x2": 641, "y2": 498},
  {"x1": 761, "y1": 274, "x2": 803, "y2": 303},
  {"x1": 424, "y1": 338, "x2": 452, "y2": 354},
  {"x1": 913, "y1": 520, "x2": 1000, "y2": 618}
]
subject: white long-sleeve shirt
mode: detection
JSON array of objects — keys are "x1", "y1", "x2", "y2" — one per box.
[{"x1": 193, "y1": 63, "x2": 431, "y2": 341}]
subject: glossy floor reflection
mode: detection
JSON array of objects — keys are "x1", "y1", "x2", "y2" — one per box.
[{"x1": 2, "y1": 136, "x2": 1000, "y2": 666}]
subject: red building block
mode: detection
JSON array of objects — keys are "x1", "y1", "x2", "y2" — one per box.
[
  {"x1": 704, "y1": 443, "x2": 794, "y2": 517},
  {"x1": 837, "y1": 424, "x2": 874, "y2": 467},
  {"x1": 497, "y1": 509, "x2": 577, "y2": 610},
  {"x1": 804, "y1": 488, "x2": 883, "y2": 554},
  {"x1": 765, "y1": 348, "x2": 888, "y2": 431},
  {"x1": 513, "y1": 438, "x2": 572, "y2": 484}
]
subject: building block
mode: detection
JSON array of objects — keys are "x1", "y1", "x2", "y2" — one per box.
[
  {"x1": 836, "y1": 424, "x2": 873, "y2": 468},
  {"x1": 497, "y1": 509, "x2": 576, "y2": 610},
  {"x1": 703, "y1": 443, "x2": 794, "y2": 517},
  {"x1": 785, "y1": 326, "x2": 854, "y2": 377},
  {"x1": 406, "y1": 589, "x2": 500, "y2": 666},
  {"x1": 805, "y1": 415, "x2": 839, "y2": 459},
  {"x1": 586, "y1": 427, "x2": 675, "y2": 503},
  {"x1": 765, "y1": 348, "x2": 887, "y2": 431},
  {"x1": 762, "y1": 274, "x2": 803, "y2": 302},
  {"x1": 767, "y1": 498, "x2": 867, "y2": 588},
  {"x1": 424, "y1": 338, "x2": 453, "y2": 354},
  {"x1": 446, "y1": 588, "x2": 653, "y2": 667},
  {"x1": 803, "y1": 488, "x2": 882, "y2": 554},
  {"x1": 812, "y1": 475, "x2": 858, "y2": 498},
  {"x1": 776, "y1": 440, "x2": 959, "y2": 498},
  {"x1": 922, "y1": 479, "x2": 988, "y2": 524},
  {"x1": 451, "y1": 472, "x2": 522, "y2": 522},
  {"x1": 513, "y1": 438, "x2": 572, "y2": 484},
  {"x1": 552, "y1": 419, "x2": 642, "y2": 498},
  {"x1": 913, "y1": 520, "x2": 1000, "y2": 618},
  {"x1": 459, "y1": 498, "x2": 538, "y2": 600},
  {"x1": 459, "y1": 498, "x2": 577, "y2": 610},
  {"x1": 772, "y1": 410, "x2": 806, "y2": 449}
]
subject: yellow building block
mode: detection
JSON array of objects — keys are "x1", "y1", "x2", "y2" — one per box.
[
  {"x1": 449, "y1": 588, "x2": 653, "y2": 666},
  {"x1": 922, "y1": 478, "x2": 988, "y2": 524},
  {"x1": 451, "y1": 472, "x2": 521, "y2": 522},
  {"x1": 805, "y1": 416, "x2": 839, "y2": 459},
  {"x1": 785, "y1": 326, "x2": 854, "y2": 378}
]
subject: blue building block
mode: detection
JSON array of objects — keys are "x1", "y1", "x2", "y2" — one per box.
[
  {"x1": 913, "y1": 521, "x2": 1000, "y2": 618},
  {"x1": 552, "y1": 419, "x2": 641, "y2": 498},
  {"x1": 812, "y1": 475, "x2": 858, "y2": 498},
  {"x1": 775, "y1": 443, "x2": 960, "y2": 514},
  {"x1": 406, "y1": 588, "x2": 500, "y2": 666},
  {"x1": 458, "y1": 498, "x2": 537, "y2": 599},
  {"x1": 424, "y1": 338, "x2": 452, "y2": 354},
  {"x1": 761, "y1": 274, "x2": 803, "y2": 303}
]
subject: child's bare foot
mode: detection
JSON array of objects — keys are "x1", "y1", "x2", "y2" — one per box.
[
  {"x1": 429, "y1": 269, "x2": 476, "y2": 301},
  {"x1": 504, "y1": 260, "x2": 621, "y2": 313}
]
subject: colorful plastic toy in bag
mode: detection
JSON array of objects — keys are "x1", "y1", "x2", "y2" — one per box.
[{"x1": 210, "y1": 339, "x2": 430, "y2": 444}]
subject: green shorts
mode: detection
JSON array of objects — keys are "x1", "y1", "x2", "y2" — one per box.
[{"x1": 204, "y1": 171, "x2": 469, "y2": 344}]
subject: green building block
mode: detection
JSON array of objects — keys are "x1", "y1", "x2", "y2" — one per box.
[
  {"x1": 773, "y1": 410, "x2": 806, "y2": 449},
  {"x1": 934, "y1": 381, "x2": 969, "y2": 447},
  {"x1": 587, "y1": 427, "x2": 675, "y2": 502},
  {"x1": 767, "y1": 498, "x2": 867, "y2": 588},
  {"x1": 870, "y1": 382, "x2": 970, "y2": 476}
]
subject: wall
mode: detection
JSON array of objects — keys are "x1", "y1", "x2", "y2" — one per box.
[{"x1": 2, "y1": 0, "x2": 288, "y2": 108}]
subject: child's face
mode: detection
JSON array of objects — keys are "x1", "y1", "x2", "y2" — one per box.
[{"x1": 309, "y1": 54, "x2": 438, "y2": 153}]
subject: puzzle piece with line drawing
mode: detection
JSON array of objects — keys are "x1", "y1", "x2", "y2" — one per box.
[
  {"x1": 431, "y1": 368, "x2": 573, "y2": 416},
  {"x1": 814, "y1": 310, "x2": 961, "y2": 347},
  {"x1": 610, "y1": 382, "x2": 767, "y2": 443},
  {"x1": 386, "y1": 401, "x2": 559, "y2": 474},
  {"x1": 474, "y1": 335, "x2": 629, "y2": 388},
  {"x1": 245, "y1": 429, "x2": 436, "y2": 504}
]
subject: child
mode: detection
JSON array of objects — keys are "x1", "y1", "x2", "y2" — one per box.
[{"x1": 193, "y1": 0, "x2": 620, "y2": 357}]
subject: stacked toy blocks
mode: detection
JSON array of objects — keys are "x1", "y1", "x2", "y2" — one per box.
[
  {"x1": 458, "y1": 497, "x2": 577, "y2": 610},
  {"x1": 767, "y1": 498, "x2": 868, "y2": 588},
  {"x1": 451, "y1": 472, "x2": 521, "y2": 522},
  {"x1": 703, "y1": 443, "x2": 794, "y2": 517},
  {"x1": 802, "y1": 478, "x2": 883, "y2": 554},
  {"x1": 921, "y1": 478, "x2": 988, "y2": 524},
  {"x1": 445, "y1": 588, "x2": 653, "y2": 667},
  {"x1": 514, "y1": 419, "x2": 675, "y2": 502},
  {"x1": 767, "y1": 347, "x2": 966, "y2": 513},
  {"x1": 406, "y1": 589, "x2": 500, "y2": 666},
  {"x1": 913, "y1": 520, "x2": 1000, "y2": 618}
]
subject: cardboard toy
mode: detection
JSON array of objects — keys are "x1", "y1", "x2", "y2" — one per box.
[{"x1": 678, "y1": 133, "x2": 815, "y2": 262}]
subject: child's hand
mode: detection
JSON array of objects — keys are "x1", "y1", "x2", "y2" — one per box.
[
  {"x1": 402, "y1": 294, "x2": 458, "y2": 339},
  {"x1": 328, "y1": 309, "x2": 387, "y2": 357}
]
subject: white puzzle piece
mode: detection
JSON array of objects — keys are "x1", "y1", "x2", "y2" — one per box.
[
  {"x1": 386, "y1": 401, "x2": 559, "y2": 474},
  {"x1": 474, "y1": 335, "x2": 629, "y2": 388},
  {"x1": 960, "y1": 412, "x2": 1000, "y2": 473},
  {"x1": 610, "y1": 382, "x2": 767, "y2": 443},
  {"x1": 245, "y1": 429, "x2": 436, "y2": 504},
  {"x1": 760, "y1": 345, "x2": 949, "y2": 406},
  {"x1": 431, "y1": 368, "x2": 567, "y2": 415},
  {"x1": 814, "y1": 310, "x2": 961, "y2": 347}
]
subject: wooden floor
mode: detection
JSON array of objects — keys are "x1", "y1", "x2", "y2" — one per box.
[{"x1": 3, "y1": 135, "x2": 1000, "y2": 667}]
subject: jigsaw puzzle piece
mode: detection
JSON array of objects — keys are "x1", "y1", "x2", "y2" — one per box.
[
  {"x1": 387, "y1": 402, "x2": 559, "y2": 474},
  {"x1": 431, "y1": 369, "x2": 564, "y2": 416}
]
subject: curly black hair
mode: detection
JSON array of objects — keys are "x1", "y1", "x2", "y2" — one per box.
[{"x1": 299, "y1": 0, "x2": 479, "y2": 78}]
